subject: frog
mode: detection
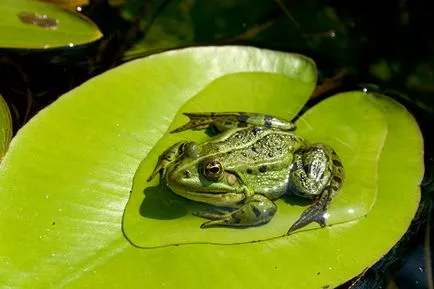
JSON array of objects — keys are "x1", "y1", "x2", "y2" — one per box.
[{"x1": 147, "y1": 112, "x2": 344, "y2": 234}]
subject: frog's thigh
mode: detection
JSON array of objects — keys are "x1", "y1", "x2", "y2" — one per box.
[
  {"x1": 289, "y1": 144, "x2": 332, "y2": 197},
  {"x1": 199, "y1": 195, "x2": 277, "y2": 228}
]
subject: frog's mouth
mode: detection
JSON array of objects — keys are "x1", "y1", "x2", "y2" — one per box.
[
  {"x1": 167, "y1": 168, "x2": 246, "y2": 207},
  {"x1": 171, "y1": 189, "x2": 245, "y2": 208}
]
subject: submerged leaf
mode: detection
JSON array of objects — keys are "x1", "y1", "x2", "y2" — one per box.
[{"x1": 123, "y1": 78, "x2": 387, "y2": 247}]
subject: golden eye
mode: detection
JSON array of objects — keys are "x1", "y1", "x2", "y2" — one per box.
[{"x1": 203, "y1": 160, "x2": 223, "y2": 180}]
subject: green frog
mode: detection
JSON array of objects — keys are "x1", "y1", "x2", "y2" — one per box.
[{"x1": 147, "y1": 112, "x2": 344, "y2": 234}]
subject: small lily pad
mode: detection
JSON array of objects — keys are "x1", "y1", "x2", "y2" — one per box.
[
  {"x1": 38, "y1": 0, "x2": 89, "y2": 11},
  {"x1": 0, "y1": 0, "x2": 102, "y2": 49}
]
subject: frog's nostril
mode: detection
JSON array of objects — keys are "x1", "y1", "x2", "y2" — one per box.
[{"x1": 183, "y1": 170, "x2": 192, "y2": 178}]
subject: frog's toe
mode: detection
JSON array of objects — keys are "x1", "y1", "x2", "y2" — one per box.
[
  {"x1": 200, "y1": 218, "x2": 233, "y2": 228},
  {"x1": 193, "y1": 210, "x2": 227, "y2": 220},
  {"x1": 287, "y1": 204, "x2": 327, "y2": 234},
  {"x1": 194, "y1": 210, "x2": 241, "y2": 228},
  {"x1": 199, "y1": 213, "x2": 252, "y2": 228}
]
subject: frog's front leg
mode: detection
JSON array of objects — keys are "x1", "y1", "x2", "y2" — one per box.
[
  {"x1": 288, "y1": 144, "x2": 344, "y2": 234},
  {"x1": 194, "y1": 194, "x2": 277, "y2": 228},
  {"x1": 147, "y1": 142, "x2": 187, "y2": 182},
  {"x1": 171, "y1": 112, "x2": 295, "y2": 133}
]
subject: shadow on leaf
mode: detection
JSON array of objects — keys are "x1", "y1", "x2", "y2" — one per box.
[{"x1": 140, "y1": 185, "x2": 189, "y2": 220}]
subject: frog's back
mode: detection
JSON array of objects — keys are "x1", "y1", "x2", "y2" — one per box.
[{"x1": 202, "y1": 127, "x2": 305, "y2": 199}]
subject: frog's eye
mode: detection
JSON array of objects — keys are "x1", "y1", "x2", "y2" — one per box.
[{"x1": 203, "y1": 160, "x2": 223, "y2": 180}]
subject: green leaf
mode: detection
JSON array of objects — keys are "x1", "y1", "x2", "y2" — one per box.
[
  {"x1": 123, "y1": 76, "x2": 386, "y2": 247},
  {"x1": 0, "y1": 47, "x2": 422, "y2": 289},
  {"x1": 0, "y1": 94, "x2": 12, "y2": 160},
  {"x1": 0, "y1": 0, "x2": 102, "y2": 49}
]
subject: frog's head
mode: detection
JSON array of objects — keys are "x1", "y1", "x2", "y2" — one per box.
[{"x1": 166, "y1": 154, "x2": 246, "y2": 208}]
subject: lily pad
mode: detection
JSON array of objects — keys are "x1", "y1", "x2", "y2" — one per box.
[
  {"x1": 0, "y1": 0, "x2": 102, "y2": 49},
  {"x1": 0, "y1": 47, "x2": 423, "y2": 289},
  {"x1": 38, "y1": 0, "x2": 89, "y2": 11}
]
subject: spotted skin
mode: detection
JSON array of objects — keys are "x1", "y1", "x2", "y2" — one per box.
[
  {"x1": 287, "y1": 145, "x2": 344, "y2": 233},
  {"x1": 149, "y1": 112, "x2": 344, "y2": 233}
]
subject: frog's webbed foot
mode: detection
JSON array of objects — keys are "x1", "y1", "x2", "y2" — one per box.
[
  {"x1": 288, "y1": 144, "x2": 344, "y2": 234},
  {"x1": 194, "y1": 194, "x2": 277, "y2": 228},
  {"x1": 287, "y1": 193, "x2": 330, "y2": 234},
  {"x1": 171, "y1": 112, "x2": 295, "y2": 133}
]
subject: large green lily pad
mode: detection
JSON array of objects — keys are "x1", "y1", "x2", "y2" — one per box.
[
  {"x1": 0, "y1": 0, "x2": 102, "y2": 49},
  {"x1": 0, "y1": 47, "x2": 423, "y2": 289}
]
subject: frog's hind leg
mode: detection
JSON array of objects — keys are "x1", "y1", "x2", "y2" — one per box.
[
  {"x1": 194, "y1": 194, "x2": 277, "y2": 228},
  {"x1": 287, "y1": 144, "x2": 344, "y2": 234},
  {"x1": 171, "y1": 112, "x2": 295, "y2": 133}
]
